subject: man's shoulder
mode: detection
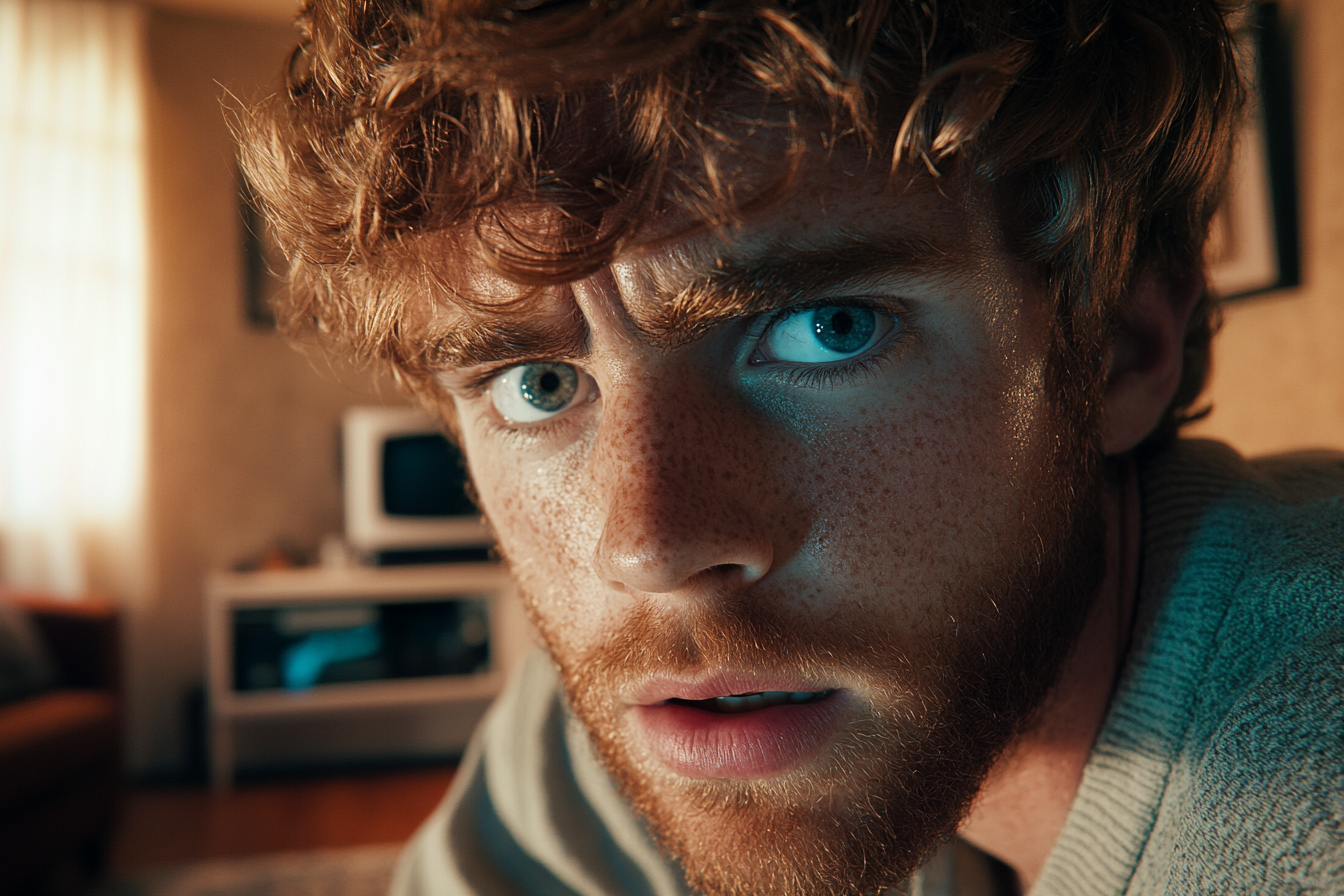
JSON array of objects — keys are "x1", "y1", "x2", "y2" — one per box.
[
  {"x1": 1133, "y1": 439, "x2": 1344, "y2": 892},
  {"x1": 1138, "y1": 438, "x2": 1343, "y2": 734},
  {"x1": 1157, "y1": 444, "x2": 1344, "y2": 891},
  {"x1": 1160, "y1": 626, "x2": 1344, "y2": 893},
  {"x1": 392, "y1": 651, "x2": 689, "y2": 896},
  {"x1": 1036, "y1": 440, "x2": 1344, "y2": 896},
  {"x1": 1141, "y1": 438, "x2": 1344, "y2": 634},
  {"x1": 1141, "y1": 437, "x2": 1344, "y2": 525}
]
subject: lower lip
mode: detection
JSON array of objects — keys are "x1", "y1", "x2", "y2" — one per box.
[{"x1": 631, "y1": 693, "x2": 847, "y2": 779}]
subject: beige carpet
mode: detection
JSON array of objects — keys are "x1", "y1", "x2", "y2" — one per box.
[{"x1": 101, "y1": 844, "x2": 402, "y2": 896}]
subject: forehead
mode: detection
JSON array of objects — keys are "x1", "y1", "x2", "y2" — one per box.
[
  {"x1": 408, "y1": 156, "x2": 1005, "y2": 366},
  {"x1": 613, "y1": 165, "x2": 986, "y2": 319}
]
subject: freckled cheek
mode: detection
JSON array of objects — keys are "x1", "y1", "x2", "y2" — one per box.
[
  {"x1": 459, "y1": 423, "x2": 616, "y2": 649},
  {"x1": 793, "y1": 380, "x2": 1047, "y2": 610}
]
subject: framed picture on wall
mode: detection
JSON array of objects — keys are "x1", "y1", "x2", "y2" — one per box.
[
  {"x1": 239, "y1": 171, "x2": 286, "y2": 329},
  {"x1": 1206, "y1": 1, "x2": 1299, "y2": 300}
]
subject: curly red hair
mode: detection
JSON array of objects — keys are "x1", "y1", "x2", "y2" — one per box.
[{"x1": 236, "y1": 0, "x2": 1243, "y2": 443}]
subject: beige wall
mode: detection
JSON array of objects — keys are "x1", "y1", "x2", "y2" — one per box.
[
  {"x1": 133, "y1": 9, "x2": 397, "y2": 774},
  {"x1": 1186, "y1": 0, "x2": 1344, "y2": 454}
]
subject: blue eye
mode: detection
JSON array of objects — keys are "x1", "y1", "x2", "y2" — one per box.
[
  {"x1": 489, "y1": 362, "x2": 588, "y2": 423},
  {"x1": 761, "y1": 306, "x2": 885, "y2": 363}
]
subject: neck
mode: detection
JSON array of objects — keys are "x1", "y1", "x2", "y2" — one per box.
[{"x1": 957, "y1": 456, "x2": 1141, "y2": 892}]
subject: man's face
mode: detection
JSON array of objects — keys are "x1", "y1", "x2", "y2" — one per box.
[{"x1": 426, "y1": 159, "x2": 1105, "y2": 895}]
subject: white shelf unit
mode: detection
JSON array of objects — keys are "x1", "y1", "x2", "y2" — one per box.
[{"x1": 205, "y1": 562, "x2": 519, "y2": 790}]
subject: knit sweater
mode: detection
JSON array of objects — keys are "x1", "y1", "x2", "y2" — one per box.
[
  {"x1": 391, "y1": 439, "x2": 1344, "y2": 895},
  {"x1": 1035, "y1": 439, "x2": 1343, "y2": 894}
]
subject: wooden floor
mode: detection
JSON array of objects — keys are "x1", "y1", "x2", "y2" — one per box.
[{"x1": 108, "y1": 765, "x2": 457, "y2": 872}]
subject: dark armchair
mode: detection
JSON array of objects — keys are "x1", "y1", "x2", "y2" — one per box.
[{"x1": 0, "y1": 592, "x2": 122, "y2": 895}]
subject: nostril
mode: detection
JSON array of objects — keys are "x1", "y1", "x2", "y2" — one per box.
[
  {"x1": 702, "y1": 562, "x2": 769, "y2": 587},
  {"x1": 594, "y1": 525, "x2": 774, "y2": 595},
  {"x1": 740, "y1": 562, "x2": 769, "y2": 584}
]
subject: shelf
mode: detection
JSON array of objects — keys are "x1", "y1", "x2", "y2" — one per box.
[
  {"x1": 207, "y1": 562, "x2": 509, "y2": 605},
  {"x1": 216, "y1": 672, "x2": 502, "y2": 718},
  {"x1": 205, "y1": 562, "x2": 524, "y2": 789}
]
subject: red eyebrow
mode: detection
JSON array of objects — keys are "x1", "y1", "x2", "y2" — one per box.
[
  {"x1": 410, "y1": 230, "x2": 958, "y2": 370},
  {"x1": 634, "y1": 230, "x2": 961, "y2": 346},
  {"x1": 409, "y1": 304, "x2": 588, "y2": 371}
]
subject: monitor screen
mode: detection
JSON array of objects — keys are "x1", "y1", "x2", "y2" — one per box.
[
  {"x1": 343, "y1": 405, "x2": 492, "y2": 556},
  {"x1": 381, "y1": 433, "x2": 477, "y2": 518}
]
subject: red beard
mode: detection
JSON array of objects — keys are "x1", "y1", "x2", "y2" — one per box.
[{"x1": 530, "y1": 454, "x2": 1106, "y2": 896}]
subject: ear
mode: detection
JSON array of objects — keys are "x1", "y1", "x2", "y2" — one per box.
[{"x1": 1101, "y1": 264, "x2": 1204, "y2": 455}]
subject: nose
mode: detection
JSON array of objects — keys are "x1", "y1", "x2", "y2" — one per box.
[{"x1": 591, "y1": 370, "x2": 777, "y2": 596}]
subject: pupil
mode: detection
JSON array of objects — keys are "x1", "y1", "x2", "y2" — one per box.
[
  {"x1": 519, "y1": 363, "x2": 578, "y2": 412},
  {"x1": 813, "y1": 306, "x2": 874, "y2": 354}
]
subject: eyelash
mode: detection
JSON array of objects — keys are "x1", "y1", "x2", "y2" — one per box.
[
  {"x1": 774, "y1": 351, "x2": 897, "y2": 389},
  {"x1": 482, "y1": 412, "x2": 565, "y2": 445}
]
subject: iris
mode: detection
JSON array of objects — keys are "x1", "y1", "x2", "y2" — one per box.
[
  {"x1": 518, "y1": 363, "x2": 578, "y2": 412},
  {"x1": 812, "y1": 306, "x2": 874, "y2": 354}
]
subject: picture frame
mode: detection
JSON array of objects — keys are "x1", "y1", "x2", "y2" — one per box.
[
  {"x1": 1206, "y1": 2, "x2": 1299, "y2": 300},
  {"x1": 239, "y1": 171, "x2": 285, "y2": 329}
]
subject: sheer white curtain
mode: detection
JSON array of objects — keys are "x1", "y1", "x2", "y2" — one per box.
[{"x1": 0, "y1": 0, "x2": 147, "y2": 597}]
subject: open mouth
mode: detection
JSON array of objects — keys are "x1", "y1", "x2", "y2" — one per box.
[
  {"x1": 665, "y1": 689, "x2": 835, "y2": 714},
  {"x1": 636, "y1": 687, "x2": 847, "y2": 776}
]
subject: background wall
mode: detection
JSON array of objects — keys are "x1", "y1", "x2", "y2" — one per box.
[
  {"x1": 133, "y1": 8, "x2": 402, "y2": 775},
  {"x1": 1186, "y1": 0, "x2": 1344, "y2": 454}
]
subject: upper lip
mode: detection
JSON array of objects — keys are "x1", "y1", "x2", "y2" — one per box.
[{"x1": 627, "y1": 671, "x2": 838, "y2": 707}]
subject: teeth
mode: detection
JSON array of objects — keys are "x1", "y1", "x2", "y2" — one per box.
[
  {"x1": 665, "y1": 689, "x2": 834, "y2": 713},
  {"x1": 702, "y1": 690, "x2": 831, "y2": 713}
]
